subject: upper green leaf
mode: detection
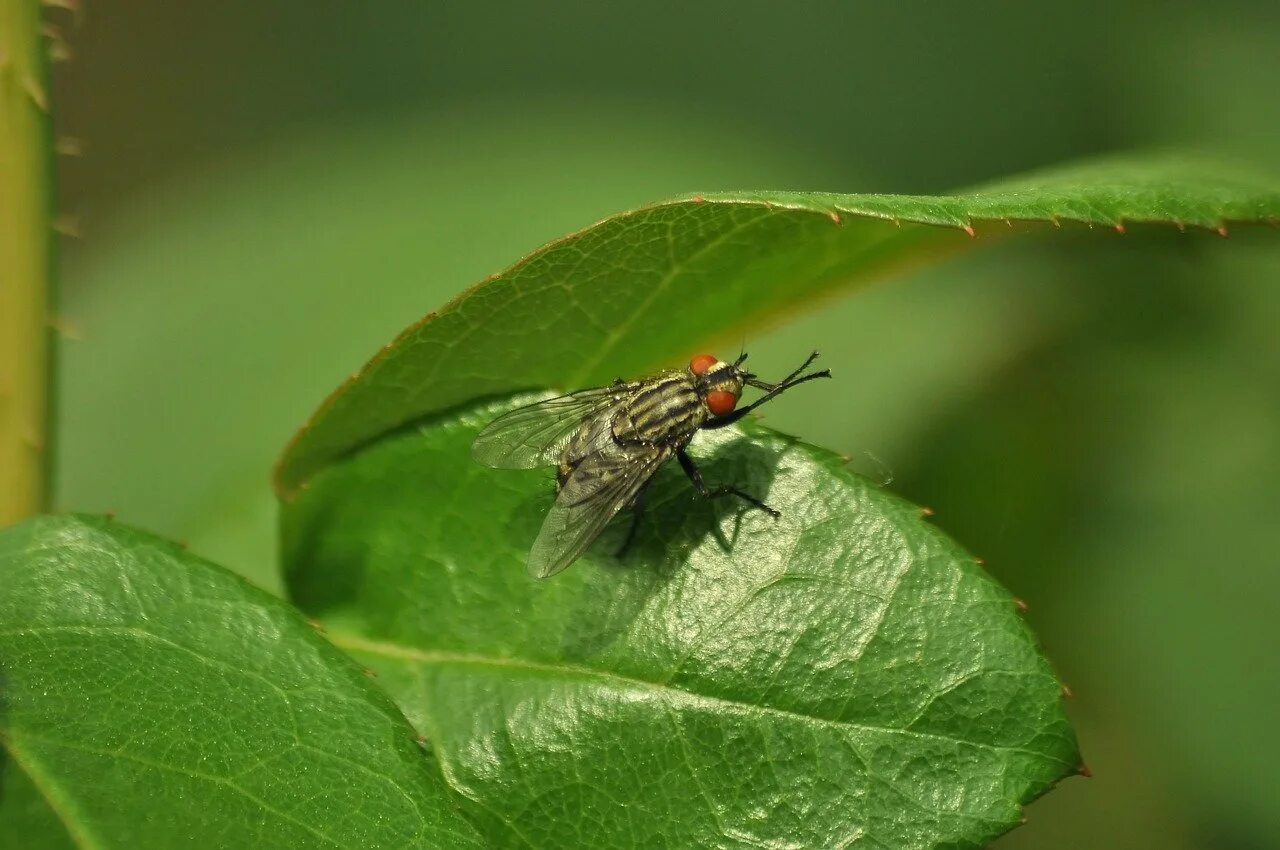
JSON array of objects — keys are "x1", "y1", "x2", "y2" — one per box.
[
  {"x1": 274, "y1": 153, "x2": 1280, "y2": 495},
  {"x1": 281, "y1": 400, "x2": 1082, "y2": 849},
  {"x1": 0, "y1": 515, "x2": 484, "y2": 850}
]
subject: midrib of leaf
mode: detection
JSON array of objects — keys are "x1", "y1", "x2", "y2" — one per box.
[
  {"x1": 1, "y1": 738, "x2": 98, "y2": 850},
  {"x1": 328, "y1": 631, "x2": 1071, "y2": 765},
  {"x1": 9, "y1": 732, "x2": 346, "y2": 848},
  {"x1": 566, "y1": 205, "x2": 773, "y2": 386}
]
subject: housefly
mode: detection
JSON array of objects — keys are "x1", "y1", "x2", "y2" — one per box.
[{"x1": 472, "y1": 351, "x2": 831, "y2": 578}]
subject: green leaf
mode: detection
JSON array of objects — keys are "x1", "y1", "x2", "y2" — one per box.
[
  {"x1": 0, "y1": 515, "x2": 483, "y2": 849},
  {"x1": 281, "y1": 400, "x2": 1082, "y2": 849},
  {"x1": 274, "y1": 153, "x2": 1280, "y2": 495}
]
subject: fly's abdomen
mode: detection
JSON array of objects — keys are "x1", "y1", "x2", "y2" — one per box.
[{"x1": 612, "y1": 374, "x2": 705, "y2": 447}]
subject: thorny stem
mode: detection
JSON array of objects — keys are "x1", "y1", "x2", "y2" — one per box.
[{"x1": 0, "y1": 0, "x2": 56, "y2": 526}]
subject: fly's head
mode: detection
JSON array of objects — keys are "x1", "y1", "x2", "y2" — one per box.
[{"x1": 688, "y1": 352, "x2": 747, "y2": 417}]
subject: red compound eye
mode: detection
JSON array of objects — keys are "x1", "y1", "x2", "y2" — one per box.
[
  {"x1": 689, "y1": 353, "x2": 718, "y2": 375},
  {"x1": 706, "y1": 390, "x2": 738, "y2": 417}
]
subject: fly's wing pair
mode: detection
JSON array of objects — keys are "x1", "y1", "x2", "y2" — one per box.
[
  {"x1": 471, "y1": 388, "x2": 666, "y2": 578},
  {"x1": 527, "y1": 444, "x2": 671, "y2": 578},
  {"x1": 471, "y1": 388, "x2": 621, "y2": 469}
]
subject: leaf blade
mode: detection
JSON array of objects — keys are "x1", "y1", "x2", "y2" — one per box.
[
  {"x1": 0, "y1": 515, "x2": 483, "y2": 850},
  {"x1": 274, "y1": 153, "x2": 1280, "y2": 495},
  {"x1": 281, "y1": 400, "x2": 1082, "y2": 848}
]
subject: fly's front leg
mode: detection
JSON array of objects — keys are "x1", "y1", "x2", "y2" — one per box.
[{"x1": 677, "y1": 449, "x2": 780, "y2": 518}]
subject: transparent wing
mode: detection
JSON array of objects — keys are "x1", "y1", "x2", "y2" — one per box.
[
  {"x1": 471, "y1": 387, "x2": 623, "y2": 469},
  {"x1": 526, "y1": 445, "x2": 671, "y2": 578}
]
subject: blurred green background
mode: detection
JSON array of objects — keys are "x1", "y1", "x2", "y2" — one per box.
[{"x1": 50, "y1": 2, "x2": 1279, "y2": 847}]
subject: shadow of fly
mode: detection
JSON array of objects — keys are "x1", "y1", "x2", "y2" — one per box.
[{"x1": 472, "y1": 351, "x2": 831, "y2": 578}]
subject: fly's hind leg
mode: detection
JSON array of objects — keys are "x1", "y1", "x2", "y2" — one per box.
[
  {"x1": 677, "y1": 449, "x2": 780, "y2": 518},
  {"x1": 615, "y1": 481, "x2": 652, "y2": 559}
]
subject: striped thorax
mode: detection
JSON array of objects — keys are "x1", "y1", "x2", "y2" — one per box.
[{"x1": 557, "y1": 359, "x2": 745, "y2": 490}]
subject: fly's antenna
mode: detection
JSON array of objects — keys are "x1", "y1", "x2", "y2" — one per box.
[
  {"x1": 744, "y1": 350, "x2": 826, "y2": 392},
  {"x1": 733, "y1": 350, "x2": 749, "y2": 368}
]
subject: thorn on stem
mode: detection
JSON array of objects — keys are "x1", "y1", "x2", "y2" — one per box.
[
  {"x1": 48, "y1": 314, "x2": 83, "y2": 340},
  {"x1": 1014, "y1": 597, "x2": 1029, "y2": 612},
  {"x1": 919, "y1": 506, "x2": 935, "y2": 517},
  {"x1": 43, "y1": 0, "x2": 83, "y2": 18},
  {"x1": 962, "y1": 223, "x2": 976, "y2": 238},
  {"x1": 56, "y1": 136, "x2": 85, "y2": 156},
  {"x1": 53, "y1": 215, "x2": 82, "y2": 239},
  {"x1": 1062, "y1": 683, "x2": 1075, "y2": 699},
  {"x1": 828, "y1": 211, "x2": 842, "y2": 225},
  {"x1": 1114, "y1": 223, "x2": 1126, "y2": 234},
  {"x1": 21, "y1": 75, "x2": 48, "y2": 111},
  {"x1": 1078, "y1": 763, "x2": 1093, "y2": 778},
  {"x1": 1216, "y1": 224, "x2": 1230, "y2": 238}
]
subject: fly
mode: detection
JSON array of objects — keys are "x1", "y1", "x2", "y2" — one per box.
[{"x1": 472, "y1": 351, "x2": 831, "y2": 578}]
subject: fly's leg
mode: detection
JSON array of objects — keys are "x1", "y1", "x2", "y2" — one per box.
[
  {"x1": 615, "y1": 482, "x2": 651, "y2": 559},
  {"x1": 677, "y1": 449, "x2": 780, "y2": 518},
  {"x1": 702, "y1": 351, "x2": 831, "y2": 430}
]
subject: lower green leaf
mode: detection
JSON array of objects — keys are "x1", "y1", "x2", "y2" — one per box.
[
  {"x1": 282, "y1": 400, "x2": 1082, "y2": 849},
  {"x1": 0, "y1": 515, "x2": 483, "y2": 849}
]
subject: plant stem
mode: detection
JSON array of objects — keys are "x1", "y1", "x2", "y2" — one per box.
[{"x1": 0, "y1": 0, "x2": 55, "y2": 526}]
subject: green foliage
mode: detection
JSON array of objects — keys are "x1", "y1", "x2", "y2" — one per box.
[
  {"x1": 0, "y1": 515, "x2": 483, "y2": 849},
  {"x1": 8, "y1": 153, "x2": 1280, "y2": 848},
  {"x1": 275, "y1": 154, "x2": 1280, "y2": 496},
  {"x1": 278, "y1": 401, "x2": 1080, "y2": 848}
]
